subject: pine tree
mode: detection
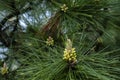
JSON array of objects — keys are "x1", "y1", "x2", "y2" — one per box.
[{"x1": 0, "y1": 0, "x2": 120, "y2": 80}]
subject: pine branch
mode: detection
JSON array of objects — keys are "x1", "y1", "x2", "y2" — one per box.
[{"x1": 0, "y1": 5, "x2": 32, "y2": 47}]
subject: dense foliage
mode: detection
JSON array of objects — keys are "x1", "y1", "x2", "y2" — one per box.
[{"x1": 0, "y1": 0, "x2": 120, "y2": 80}]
